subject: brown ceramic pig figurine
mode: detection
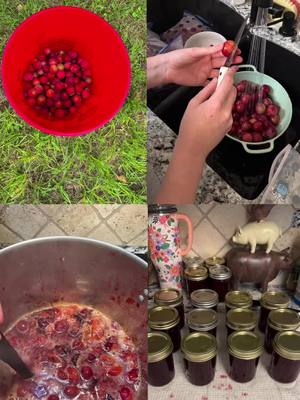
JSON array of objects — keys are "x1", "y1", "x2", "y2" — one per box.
[{"x1": 226, "y1": 248, "x2": 292, "y2": 291}]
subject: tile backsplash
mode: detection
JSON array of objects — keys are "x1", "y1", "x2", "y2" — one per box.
[
  {"x1": 0, "y1": 205, "x2": 147, "y2": 247},
  {"x1": 178, "y1": 204, "x2": 300, "y2": 288}
]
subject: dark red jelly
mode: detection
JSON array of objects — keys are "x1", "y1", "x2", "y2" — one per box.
[
  {"x1": 269, "y1": 331, "x2": 300, "y2": 383},
  {"x1": 185, "y1": 265, "x2": 208, "y2": 298},
  {"x1": 181, "y1": 332, "x2": 217, "y2": 386},
  {"x1": 167, "y1": 325, "x2": 181, "y2": 352},
  {"x1": 265, "y1": 324, "x2": 279, "y2": 353},
  {"x1": 184, "y1": 356, "x2": 216, "y2": 386},
  {"x1": 229, "y1": 354, "x2": 259, "y2": 383},
  {"x1": 258, "y1": 305, "x2": 271, "y2": 333},
  {"x1": 148, "y1": 332, "x2": 175, "y2": 386},
  {"x1": 209, "y1": 265, "x2": 232, "y2": 302},
  {"x1": 175, "y1": 303, "x2": 185, "y2": 330},
  {"x1": 227, "y1": 331, "x2": 263, "y2": 383}
]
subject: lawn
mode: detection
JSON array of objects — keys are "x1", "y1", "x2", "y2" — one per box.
[{"x1": 0, "y1": 0, "x2": 146, "y2": 204}]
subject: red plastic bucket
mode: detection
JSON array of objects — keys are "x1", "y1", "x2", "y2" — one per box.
[{"x1": 1, "y1": 6, "x2": 131, "y2": 136}]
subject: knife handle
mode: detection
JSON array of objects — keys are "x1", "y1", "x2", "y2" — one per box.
[
  {"x1": 217, "y1": 66, "x2": 229, "y2": 88},
  {"x1": 0, "y1": 331, "x2": 33, "y2": 379}
]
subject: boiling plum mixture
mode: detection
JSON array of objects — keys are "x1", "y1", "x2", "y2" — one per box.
[
  {"x1": 230, "y1": 80, "x2": 281, "y2": 143},
  {"x1": 6, "y1": 304, "x2": 140, "y2": 400},
  {"x1": 23, "y1": 48, "x2": 92, "y2": 118}
]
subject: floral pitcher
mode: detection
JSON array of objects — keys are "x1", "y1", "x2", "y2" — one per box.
[{"x1": 148, "y1": 205, "x2": 193, "y2": 289}]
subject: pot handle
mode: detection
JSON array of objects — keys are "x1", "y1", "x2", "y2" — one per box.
[
  {"x1": 174, "y1": 213, "x2": 193, "y2": 256},
  {"x1": 237, "y1": 64, "x2": 258, "y2": 72},
  {"x1": 242, "y1": 140, "x2": 274, "y2": 154}
]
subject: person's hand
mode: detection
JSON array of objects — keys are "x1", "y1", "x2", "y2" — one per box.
[
  {"x1": 147, "y1": 44, "x2": 242, "y2": 89},
  {"x1": 156, "y1": 67, "x2": 238, "y2": 204},
  {"x1": 164, "y1": 44, "x2": 242, "y2": 87},
  {"x1": 178, "y1": 66, "x2": 237, "y2": 159}
]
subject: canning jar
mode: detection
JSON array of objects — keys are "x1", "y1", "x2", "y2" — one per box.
[
  {"x1": 148, "y1": 332, "x2": 175, "y2": 386},
  {"x1": 258, "y1": 291, "x2": 290, "y2": 333},
  {"x1": 269, "y1": 331, "x2": 300, "y2": 383},
  {"x1": 226, "y1": 308, "x2": 257, "y2": 336},
  {"x1": 228, "y1": 331, "x2": 263, "y2": 383},
  {"x1": 149, "y1": 306, "x2": 181, "y2": 352},
  {"x1": 265, "y1": 308, "x2": 300, "y2": 353},
  {"x1": 181, "y1": 332, "x2": 217, "y2": 386},
  {"x1": 186, "y1": 308, "x2": 218, "y2": 337},
  {"x1": 209, "y1": 265, "x2": 232, "y2": 301},
  {"x1": 204, "y1": 257, "x2": 226, "y2": 269},
  {"x1": 185, "y1": 265, "x2": 208, "y2": 297},
  {"x1": 154, "y1": 288, "x2": 185, "y2": 329},
  {"x1": 225, "y1": 290, "x2": 252, "y2": 312},
  {"x1": 191, "y1": 289, "x2": 218, "y2": 311}
]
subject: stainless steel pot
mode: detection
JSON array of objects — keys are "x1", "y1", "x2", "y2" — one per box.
[{"x1": 0, "y1": 237, "x2": 148, "y2": 399}]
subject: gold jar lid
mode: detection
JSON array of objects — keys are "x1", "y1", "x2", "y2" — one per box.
[
  {"x1": 273, "y1": 331, "x2": 300, "y2": 361},
  {"x1": 268, "y1": 308, "x2": 300, "y2": 331},
  {"x1": 181, "y1": 332, "x2": 217, "y2": 362},
  {"x1": 149, "y1": 306, "x2": 180, "y2": 330},
  {"x1": 227, "y1": 308, "x2": 257, "y2": 331},
  {"x1": 227, "y1": 331, "x2": 263, "y2": 360},
  {"x1": 184, "y1": 257, "x2": 203, "y2": 268},
  {"x1": 154, "y1": 288, "x2": 183, "y2": 308},
  {"x1": 185, "y1": 265, "x2": 208, "y2": 281},
  {"x1": 205, "y1": 257, "x2": 226, "y2": 268},
  {"x1": 209, "y1": 265, "x2": 232, "y2": 280},
  {"x1": 225, "y1": 291, "x2": 253, "y2": 309},
  {"x1": 191, "y1": 289, "x2": 219, "y2": 308},
  {"x1": 187, "y1": 308, "x2": 218, "y2": 331},
  {"x1": 148, "y1": 332, "x2": 173, "y2": 363},
  {"x1": 260, "y1": 291, "x2": 290, "y2": 310}
]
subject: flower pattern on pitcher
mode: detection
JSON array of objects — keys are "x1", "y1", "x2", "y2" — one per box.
[{"x1": 148, "y1": 214, "x2": 183, "y2": 289}]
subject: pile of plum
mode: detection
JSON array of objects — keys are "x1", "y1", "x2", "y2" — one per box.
[
  {"x1": 23, "y1": 48, "x2": 92, "y2": 118},
  {"x1": 230, "y1": 80, "x2": 281, "y2": 143}
]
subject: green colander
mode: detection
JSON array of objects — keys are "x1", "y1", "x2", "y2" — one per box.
[{"x1": 230, "y1": 65, "x2": 292, "y2": 154}]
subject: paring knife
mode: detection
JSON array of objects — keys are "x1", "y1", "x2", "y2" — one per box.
[
  {"x1": 217, "y1": 16, "x2": 249, "y2": 87},
  {"x1": 0, "y1": 331, "x2": 33, "y2": 379}
]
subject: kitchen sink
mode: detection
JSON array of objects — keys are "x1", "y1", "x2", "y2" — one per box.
[{"x1": 148, "y1": 0, "x2": 300, "y2": 200}]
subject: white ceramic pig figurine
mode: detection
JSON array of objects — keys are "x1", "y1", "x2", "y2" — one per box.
[{"x1": 232, "y1": 221, "x2": 282, "y2": 254}]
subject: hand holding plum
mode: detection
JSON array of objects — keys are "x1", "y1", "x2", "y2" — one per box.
[{"x1": 147, "y1": 45, "x2": 242, "y2": 88}]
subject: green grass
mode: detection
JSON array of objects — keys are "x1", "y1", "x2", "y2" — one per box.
[{"x1": 0, "y1": 0, "x2": 146, "y2": 204}]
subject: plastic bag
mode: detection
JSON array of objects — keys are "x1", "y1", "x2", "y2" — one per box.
[{"x1": 261, "y1": 144, "x2": 300, "y2": 206}]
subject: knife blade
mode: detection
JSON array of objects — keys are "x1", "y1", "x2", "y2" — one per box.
[{"x1": 217, "y1": 16, "x2": 249, "y2": 87}]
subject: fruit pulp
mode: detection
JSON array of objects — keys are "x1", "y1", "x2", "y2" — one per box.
[{"x1": 6, "y1": 304, "x2": 140, "y2": 399}]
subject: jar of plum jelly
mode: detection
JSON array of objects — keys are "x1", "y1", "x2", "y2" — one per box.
[
  {"x1": 265, "y1": 308, "x2": 300, "y2": 353},
  {"x1": 154, "y1": 288, "x2": 185, "y2": 329},
  {"x1": 185, "y1": 265, "x2": 208, "y2": 297},
  {"x1": 225, "y1": 290, "x2": 252, "y2": 313},
  {"x1": 148, "y1": 331, "x2": 175, "y2": 386},
  {"x1": 204, "y1": 257, "x2": 226, "y2": 269},
  {"x1": 258, "y1": 291, "x2": 290, "y2": 333},
  {"x1": 149, "y1": 306, "x2": 181, "y2": 352},
  {"x1": 181, "y1": 332, "x2": 217, "y2": 386},
  {"x1": 209, "y1": 265, "x2": 232, "y2": 301},
  {"x1": 227, "y1": 331, "x2": 263, "y2": 383},
  {"x1": 226, "y1": 308, "x2": 257, "y2": 336},
  {"x1": 190, "y1": 289, "x2": 219, "y2": 311},
  {"x1": 187, "y1": 308, "x2": 218, "y2": 337},
  {"x1": 269, "y1": 331, "x2": 300, "y2": 383}
]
